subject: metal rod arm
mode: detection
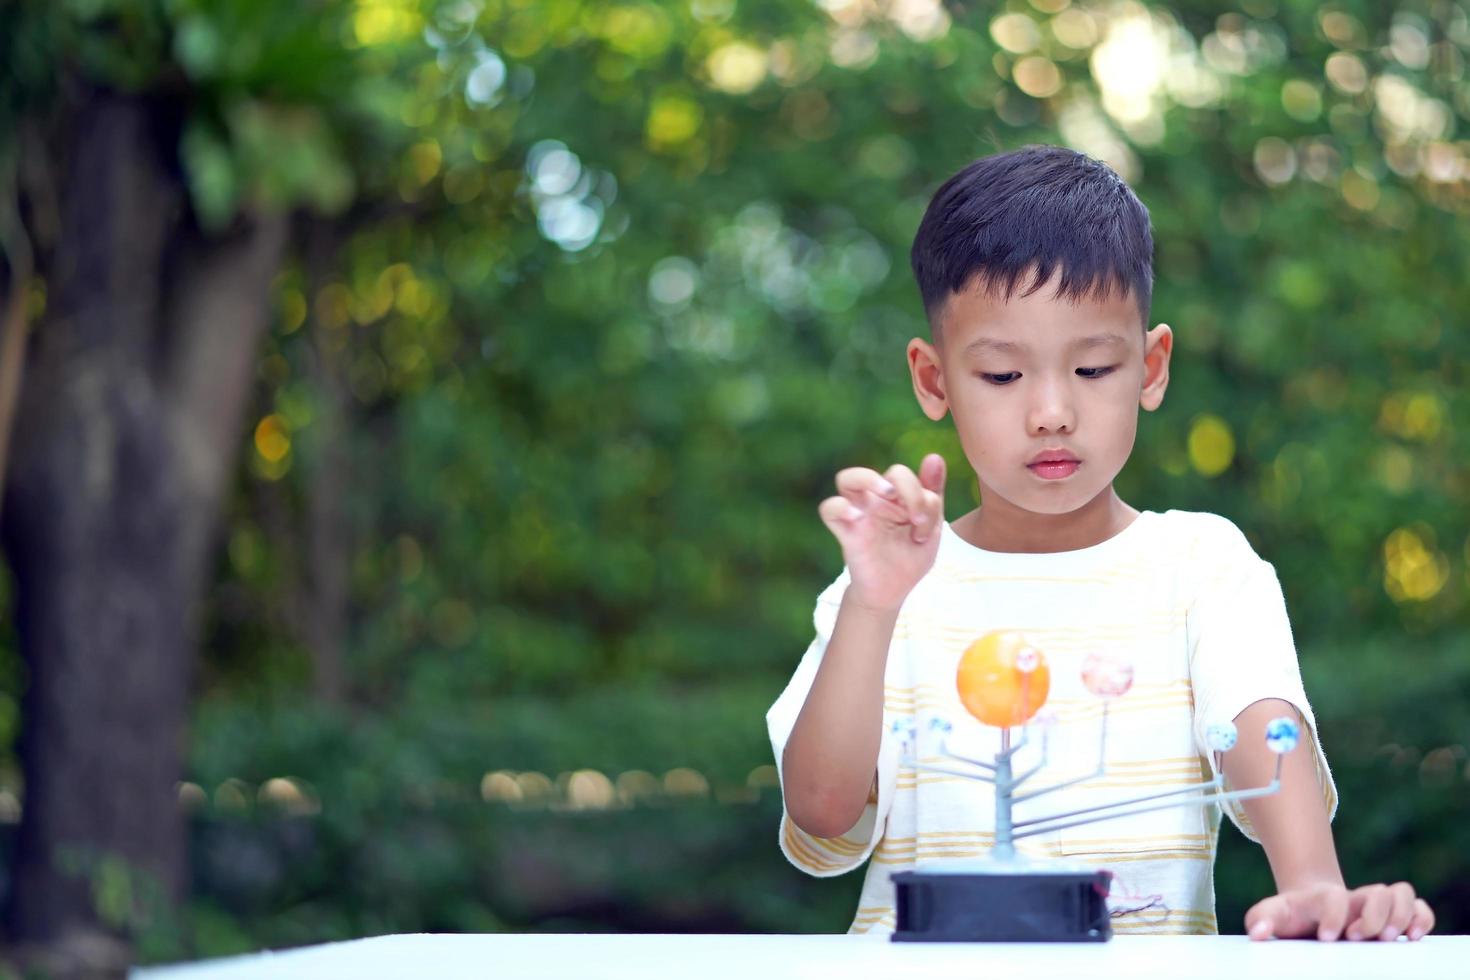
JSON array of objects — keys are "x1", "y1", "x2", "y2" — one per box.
[
  {"x1": 1013, "y1": 780, "x2": 1279, "y2": 840},
  {"x1": 1010, "y1": 724, "x2": 1050, "y2": 789},
  {"x1": 997, "y1": 725, "x2": 1030, "y2": 762},
  {"x1": 1012, "y1": 756, "x2": 1283, "y2": 839},
  {"x1": 1013, "y1": 776, "x2": 1223, "y2": 828},
  {"x1": 936, "y1": 735, "x2": 997, "y2": 772},
  {"x1": 1011, "y1": 762, "x2": 1107, "y2": 806},
  {"x1": 1011, "y1": 701, "x2": 1110, "y2": 805}
]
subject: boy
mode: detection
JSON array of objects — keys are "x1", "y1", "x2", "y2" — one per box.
[{"x1": 767, "y1": 145, "x2": 1435, "y2": 940}]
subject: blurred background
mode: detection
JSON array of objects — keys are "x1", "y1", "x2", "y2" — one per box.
[{"x1": 0, "y1": 0, "x2": 1467, "y2": 968}]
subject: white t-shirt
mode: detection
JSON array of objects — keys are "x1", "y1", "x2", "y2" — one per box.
[{"x1": 766, "y1": 509, "x2": 1337, "y2": 936}]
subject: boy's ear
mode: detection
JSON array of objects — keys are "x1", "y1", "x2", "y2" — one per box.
[
  {"x1": 908, "y1": 337, "x2": 949, "y2": 421},
  {"x1": 1140, "y1": 323, "x2": 1173, "y2": 412}
]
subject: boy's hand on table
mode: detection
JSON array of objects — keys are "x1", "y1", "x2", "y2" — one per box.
[
  {"x1": 818, "y1": 453, "x2": 945, "y2": 612},
  {"x1": 1245, "y1": 881, "x2": 1434, "y2": 942}
]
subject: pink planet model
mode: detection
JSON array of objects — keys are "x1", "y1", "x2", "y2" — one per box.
[{"x1": 1081, "y1": 653, "x2": 1134, "y2": 699}]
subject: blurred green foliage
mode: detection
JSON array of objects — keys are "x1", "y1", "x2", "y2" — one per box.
[{"x1": 3, "y1": 0, "x2": 1469, "y2": 961}]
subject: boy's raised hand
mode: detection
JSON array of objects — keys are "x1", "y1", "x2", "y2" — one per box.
[{"x1": 818, "y1": 453, "x2": 946, "y2": 612}]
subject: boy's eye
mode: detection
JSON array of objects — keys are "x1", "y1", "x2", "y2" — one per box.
[{"x1": 979, "y1": 367, "x2": 1116, "y2": 384}]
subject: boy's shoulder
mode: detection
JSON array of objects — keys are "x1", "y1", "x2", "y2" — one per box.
[
  {"x1": 1151, "y1": 508, "x2": 1259, "y2": 551},
  {"x1": 1150, "y1": 508, "x2": 1267, "y2": 565}
]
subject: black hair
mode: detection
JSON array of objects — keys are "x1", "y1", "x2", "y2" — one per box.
[{"x1": 909, "y1": 145, "x2": 1153, "y2": 332}]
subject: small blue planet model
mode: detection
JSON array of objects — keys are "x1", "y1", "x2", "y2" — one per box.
[
  {"x1": 1205, "y1": 722, "x2": 1238, "y2": 752},
  {"x1": 1264, "y1": 716, "x2": 1300, "y2": 754}
]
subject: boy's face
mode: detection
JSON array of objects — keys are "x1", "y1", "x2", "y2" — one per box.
[{"x1": 907, "y1": 269, "x2": 1172, "y2": 519}]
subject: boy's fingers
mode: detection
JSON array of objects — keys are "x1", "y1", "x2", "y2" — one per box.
[
  {"x1": 1244, "y1": 895, "x2": 1286, "y2": 940},
  {"x1": 882, "y1": 464, "x2": 926, "y2": 526},
  {"x1": 921, "y1": 488, "x2": 944, "y2": 533},
  {"x1": 836, "y1": 487, "x2": 906, "y2": 519},
  {"x1": 1378, "y1": 883, "x2": 1416, "y2": 941},
  {"x1": 919, "y1": 453, "x2": 946, "y2": 496},
  {"x1": 911, "y1": 491, "x2": 943, "y2": 544},
  {"x1": 831, "y1": 462, "x2": 943, "y2": 536},
  {"x1": 835, "y1": 467, "x2": 908, "y2": 519},
  {"x1": 817, "y1": 495, "x2": 863, "y2": 534},
  {"x1": 1317, "y1": 889, "x2": 1350, "y2": 942},
  {"x1": 1408, "y1": 898, "x2": 1434, "y2": 941},
  {"x1": 1347, "y1": 885, "x2": 1391, "y2": 940},
  {"x1": 835, "y1": 467, "x2": 897, "y2": 500}
]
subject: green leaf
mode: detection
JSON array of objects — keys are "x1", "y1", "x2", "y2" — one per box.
[
  {"x1": 180, "y1": 118, "x2": 239, "y2": 230},
  {"x1": 173, "y1": 14, "x2": 222, "y2": 79}
]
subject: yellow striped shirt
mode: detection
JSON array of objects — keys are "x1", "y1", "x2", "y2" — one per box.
[{"x1": 767, "y1": 510, "x2": 1337, "y2": 937}]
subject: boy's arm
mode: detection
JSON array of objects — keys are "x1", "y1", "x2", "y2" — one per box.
[
  {"x1": 1223, "y1": 698, "x2": 1343, "y2": 891},
  {"x1": 1224, "y1": 697, "x2": 1435, "y2": 942},
  {"x1": 783, "y1": 453, "x2": 946, "y2": 840},
  {"x1": 781, "y1": 597, "x2": 898, "y2": 839}
]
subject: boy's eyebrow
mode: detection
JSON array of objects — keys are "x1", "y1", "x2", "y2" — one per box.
[
  {"x1": 963, "y1": 337, "x2": 1024, "y2": 356},
  {"x1": 1071, "y1": 333, "x2": 1131, "y2": 351},
  {"x1": 962, "y1": 333, "x2": 1130, "y2": 356}
]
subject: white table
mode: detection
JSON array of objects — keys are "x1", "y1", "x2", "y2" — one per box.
[{"x1": 134, "y1": 932, "x2": 1470, "y2": 979}]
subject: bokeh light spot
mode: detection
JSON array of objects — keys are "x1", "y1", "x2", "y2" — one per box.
[
  {"x1": 1384, "y1": 526, "x2": 1449, "y2": 603},
  {"x1": 1187, "y1": 414, "x2": 1234, "y2": 477},
  {"x1": 253, "y1": 414, "x2": 291, "y2": 464},
  {"x1": 706, "y1": 42, "x2": 767, "y2": 94}
]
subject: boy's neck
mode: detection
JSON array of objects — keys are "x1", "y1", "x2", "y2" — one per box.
[{"x1": 953, "y1": 485, "x2": 1140, "y2": 554}]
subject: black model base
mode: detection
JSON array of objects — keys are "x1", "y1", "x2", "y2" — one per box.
[{"x1": 890, "y1": 868, "x2": 1114, "y2": 942}]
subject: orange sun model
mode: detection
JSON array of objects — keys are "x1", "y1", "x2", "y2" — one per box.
[{"x1": 955, "y1": 631, "x2": 1050, "y2": 728}]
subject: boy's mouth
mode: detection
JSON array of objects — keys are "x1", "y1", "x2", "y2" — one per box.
[{"x1": 1026, "y1": 449, "x2": 1081, "y2": 480}]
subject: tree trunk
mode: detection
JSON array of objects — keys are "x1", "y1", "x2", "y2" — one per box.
[{"x1": 1, "y1": 90, "x2": 287, "y2": 945}]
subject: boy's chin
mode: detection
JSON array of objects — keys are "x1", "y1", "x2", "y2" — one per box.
[
  {"x1": 992, "y1": 482, "x2": 1110, "y2": 517},
  {"x1": 1020, "y1": 497, "x2": 1092, "y2": 516}
]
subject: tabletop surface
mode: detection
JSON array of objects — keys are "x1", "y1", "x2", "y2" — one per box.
[{"x1": 134, "y1": 931, "x2": 1470, "y2": 980}]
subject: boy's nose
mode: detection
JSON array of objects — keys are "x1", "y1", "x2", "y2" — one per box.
[{"x1": 1027, "y1": 382, "x2": 1076, "y2": 435}]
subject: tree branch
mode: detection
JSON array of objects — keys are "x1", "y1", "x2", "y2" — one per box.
[{"x1": 160, "y1": 208, "x2": 290, "y2": 508}]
